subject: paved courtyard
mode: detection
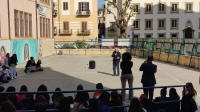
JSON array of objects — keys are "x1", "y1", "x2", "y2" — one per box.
[{"x1": 1, "y1": 55, "x2": 200, "y2": 109}]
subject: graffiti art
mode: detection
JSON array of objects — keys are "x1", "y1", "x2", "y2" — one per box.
[{"x1": 0, "y1": 46, "x2": 6, "y2": 63}]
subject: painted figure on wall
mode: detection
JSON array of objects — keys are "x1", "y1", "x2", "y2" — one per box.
[
  {"x1": 24, "y1": 43, "x2": 30, "y2": 61},
  {"x1": 0, "y1": 46, "x2": 7, "y2": 63}
]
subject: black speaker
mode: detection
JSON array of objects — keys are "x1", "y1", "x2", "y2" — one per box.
[{"x1": 89, "y1": 60, "x2": 95, "y2": 69}]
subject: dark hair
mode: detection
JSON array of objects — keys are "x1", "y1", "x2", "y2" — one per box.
[
  {"x1": 110, "y1": 91, "x2": 122, "y2": 104},
  {"x1": 169, "y1": 88, "x2": 180, "y2": 100},
  {"x1": 37, "y1": 84, "x2": 47, "y2": 91},
  {"x1": 30, "y1": 57, "x2": 34, "y2": 60},
  {"x1": 77, "y1": 84, "x2": 84, "y2": 90},
  {"x1": 96, "y1": 83, "x2": 103, "y2": 89},
  {"x1": 185, "y1": 82, "x2": 197, "y2": 97},
  {"x1": 122, "y1": 52, "x2": 132, "y2": 61},
  {"x1": 129, "y1": 97, "x2": 144, "y2": 112},
  {"x1": 59, "y1": 97, "x2": 71, "y2": 112},
  {"x1": 0, "y1": 86, "x2": 5, "y2": 92},
  {"x1": 6, "y1": 53, "x2": 10, "y2": 58},
  {"x1": 35, "y1": 95, "x2": 48, "y2": 112},
  {"x1": 99, "y1": 92, "x2": 110, "y2": 105},
  {"x1": 6, "y1": 86, "x2": 16, "y2": 92},
  {"x1": 2, "y1": 65, "x2": 7, "y2": 69},
  {"x1": 161, "y1": 88, "x2": 167, "y2": 97},
  {"x1": 147, "y1": 56, "x2": 153, "y2": 62},
  {"x1": 20, "y1": 85, "x2": 28, "y2": 92},
  {"x1": 0, "y1": 101, "x2": 16, "y2": 112}
]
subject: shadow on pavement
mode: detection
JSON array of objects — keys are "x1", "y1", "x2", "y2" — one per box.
[{"x1": 98, "y1": 71, "x2": 113, "y2": 76}]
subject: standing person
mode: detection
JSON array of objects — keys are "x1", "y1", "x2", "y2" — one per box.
[
  {"x1": 112, "y1": 48, "x2": 121, "y2": 76},
  {"x1": 9, "y1": 54, "x2": 18, "y2": 79},
  {"x1": 120, "y1": 52, "x2": 133, "y2": 101},
  {"x1": 139, "y1": 56, "x2": 157, "y2": 101},
  {"x1": 4, "y1": 53, "x2": 10, "y2": 68}
]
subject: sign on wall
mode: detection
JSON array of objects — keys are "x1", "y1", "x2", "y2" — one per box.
[{"x1": 38, "y1": 5, "x2": 46, "y2": 16}]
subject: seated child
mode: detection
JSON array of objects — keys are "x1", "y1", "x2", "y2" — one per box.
[
  {"x1": 24, "y1": 57, "x2": 36, "y2": 73},
  {"x1": 0, "y1": 65, "x2": 11, "y2": 83},
  {"x1": 36, "y1": 60, "x2": 43, "y2": 71}
]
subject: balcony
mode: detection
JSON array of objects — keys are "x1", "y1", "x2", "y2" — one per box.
[
  {"x1": 59, "y1": 29, "x2": 72, "y2": 35},
  {"x1": 76, "y1": 10, "x2": 90, "y2": 16},
  {"x1": 77, "y1": 30, "x2": 90, "y2": 35}
]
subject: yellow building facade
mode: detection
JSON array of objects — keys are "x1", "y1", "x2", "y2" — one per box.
[{"x1": 53, "y1": 0, "x2": 98, "y2": 41}]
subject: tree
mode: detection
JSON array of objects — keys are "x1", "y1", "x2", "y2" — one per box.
[{"x1": 105, "y1": 0, "x2": 136, "y2": 38}]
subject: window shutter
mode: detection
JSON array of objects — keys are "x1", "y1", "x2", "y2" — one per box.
[
  {"x1": 81, "y1": 22, "x2": 84, "y2": 32},
  {"x1": 66, "y1": 2, "x2": 68, "y2": 10},
  {"x1": 87, "y1": 2, "x2": 89, "y2": 11},
  {"x1": 79, "y1": 2, "x2": 81, "y2": 12},
  {"x1": 85, "y1": 22, "x2": 87, "y2": 30}
]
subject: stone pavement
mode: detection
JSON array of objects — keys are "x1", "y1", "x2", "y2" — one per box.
[{"x1": 1, "y1": 55, "x2": 200, "y2": 110}]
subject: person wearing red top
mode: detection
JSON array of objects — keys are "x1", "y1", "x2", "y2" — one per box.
[
  {"x1": 93, "y1": 83, "x2": 104, "y2": 99},
  {"x1": 17, "y1": 85, "x2": 28, "y2": 103}
]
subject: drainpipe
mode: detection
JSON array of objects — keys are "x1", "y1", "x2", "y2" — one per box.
[
  {"x1": 35, "y1": 0, "x2": 38, "y2": 39},
  {"x1": 58, "y1": 0, "x2": 60, "y2": 34},
  {"x1": 7, "y1": 0, "x2": 11, "y2": 40}
]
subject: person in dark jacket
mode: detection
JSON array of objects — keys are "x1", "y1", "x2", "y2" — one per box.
[
  {"x1": 9, "y1": 54, "x2": 18, "y2": 79},
  {"x1": 24, "y1": 57, "x2": 36, "y2": 73},
  {"x1": 112, "y1": 48, "x2": 121, "y2": 76},
  {"x1": 167, "y1": 88, "x2": 180, "y2": 112},
  {"x1": 120, "y1": 52, "x2": 133, "y2": 101},
  {"x1": 181, "y1": 82, "x2": 197, "y2": 112},
  {"x1": 139, "y1": 56, "x2": 157, "y2": 101}
]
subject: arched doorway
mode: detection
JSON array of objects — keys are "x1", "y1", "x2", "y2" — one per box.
[{"x1": 183, "y1": 27, "x2": 194, "y2": 39}]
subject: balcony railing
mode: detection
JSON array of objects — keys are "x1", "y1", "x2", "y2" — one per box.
[
  {"x1": 76, "y1": 10, "x2": 90, "y2": 16},
  {"x1": 77, "y1": 30, "x2": 90, "y2": 35},
  {"x1": 59, "y1": 29, "x2": 72, "y2": 35}
]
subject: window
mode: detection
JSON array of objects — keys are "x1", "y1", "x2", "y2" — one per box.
[
  {"x1": 185, "y1": 3, "x2": 193, "y2": 13},
  {"x1": 158, "y1": 3, "x2": 166, "y2": 13},
  {"x1": 40, "y1": 17, "x2": 43, "y2": 37},
  {"x1": 171, "y1": 33, "x2": 178, "y2": 38},
  {"x1": 79, "y1": 2, "x2": 89, "y2": 12},
  {"x1": 63, "y1": 21, "x2": 69, "y2": 31},
  {"x1": 133, "y1": 20, "x2": 140, "y2": 29},
  {"x1": 171, "y1": 19, "x2": 178, "y2": 29},
  {"x1": 45, "y1": 18, "x2": 48, "y2": 37},
  {"x1": 47, "y1": 19, "x2": 51, "y2": 37},
  {"x1": 81, "y1": 21, "x2": 87, "y2": 32},
  {"x1": 14, "y1": 10, "x2": 19, "y2": 37},
  {"x1": 63, "y1": 2, "x2": 68, "y2": 10},
  {"x1": 145, "y1": 19, "x2": 153, "y2": 30},
  {"x1": 158, "y1": 33, "x2": 165, "y2": 38},
  {"x1": 158, "y1": 19, "x2": 165, "y2": 30},
  {"x1": 24, "y1": 13, "x2": 28, "y2": 37},
  {"x1": 145, "y1": 4, "x2": 153, "y2": 14},
  {"x1": 145, "y1": 34, "x2": 152, "y2": 38},
  {"x1": 133, "y1": 34, "x2": 140, "y2": 38},
  {"x1": 20, "y1": 11, "x2": 24, "y2": 37},
  {"x1": 132, "y1": 4, "x2": 140, "y2": 13},
  {"x1": 43, "y1": 18, "x2": 46, "y2": 37},
  {"x1": 199, "y1": 32, "x2": 200, "y2": 38},
  {"x1": 171, "y1": 3, "x2": 179, "y2": 13},
  {"x1": 113, "y1": 0, "x2": 116, "y2": 4},
  {"x1": 28, "y1": 14, "x2": 32, "y2": 37}
]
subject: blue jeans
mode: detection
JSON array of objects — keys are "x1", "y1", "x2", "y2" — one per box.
[{"x1": 113, "y1": 61, "x2": 120, "y2": 75}]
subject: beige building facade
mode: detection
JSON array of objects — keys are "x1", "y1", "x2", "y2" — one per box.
[{"x1": 53, "y1": 0, "x2": 98, "y2": 41}]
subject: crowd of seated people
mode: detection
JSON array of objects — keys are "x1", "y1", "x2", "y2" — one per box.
[
  {"x1": 24, "y1": 57, "x2": 43, "y2": 73},
  {"x1": 0, "y1": 82, "x2": 198, "y2": 112}
]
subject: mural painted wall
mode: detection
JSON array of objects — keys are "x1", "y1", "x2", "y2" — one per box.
[
  {"x1": 0, "y1": 40, "x2": 11, "y2": 63},
  {"x1": 11, "y1": 39, "x2": 38, "y2": 63}
]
